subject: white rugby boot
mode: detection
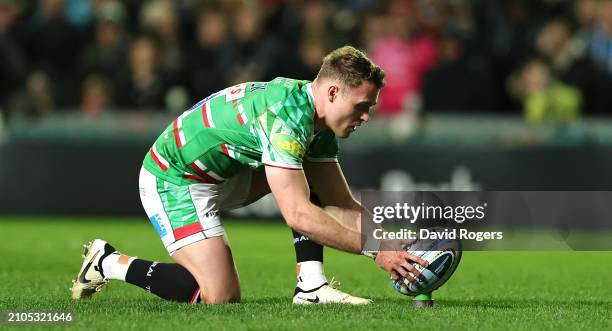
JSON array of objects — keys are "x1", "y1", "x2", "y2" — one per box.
[
  {"x1": 70, "y1": 239, "x2": 116, "y2": 300},
  {"x1": 293, "y1": 279, "x2": 372, "y2": 305}
]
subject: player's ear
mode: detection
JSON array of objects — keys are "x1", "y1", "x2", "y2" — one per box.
[{"x1": 327, "y1": 84, "x2": 339, "y2": 103}]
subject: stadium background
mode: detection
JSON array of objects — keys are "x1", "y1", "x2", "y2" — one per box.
[{"x1": 2, "y1": 0, "x2": 612, "y2": 216}]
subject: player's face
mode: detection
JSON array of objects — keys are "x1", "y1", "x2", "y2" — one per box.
[{"x1": 327, "y1": 81, "x2": 379, "y2": 138}]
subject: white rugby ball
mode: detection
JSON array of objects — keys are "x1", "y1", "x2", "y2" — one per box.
[{"x1": 391, "y1": 230, "x2": 462, "y2": 296}]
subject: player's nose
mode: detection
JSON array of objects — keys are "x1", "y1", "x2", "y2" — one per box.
[{"x1": 360, "y1": 113, "x2": 370, "y2": 123}]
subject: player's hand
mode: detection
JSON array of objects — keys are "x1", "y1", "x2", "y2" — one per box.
[{"x1": 374, "y1": 239, "x2": 428, "y2": 284}]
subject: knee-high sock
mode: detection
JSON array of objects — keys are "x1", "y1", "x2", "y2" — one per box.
[
  {"x1": 292, "y1": 192, "x2": 326, "y2": 290},
  {"x1": 292, "y1": 229, "x2": 324, "y2": 263},
  {"x1": 292, "y1": 192, "x2": 324, "y2": 264},
  {"x1": 124, "y1": 259, "x2": 201, "y2": 303}
]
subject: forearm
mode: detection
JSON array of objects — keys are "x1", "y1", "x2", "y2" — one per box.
[
  {"x1": 294, "y1": 203, "x2": 363, "y2": 254},
  {"x1": 323, "y1": 199, "x2": 380, "y2": 238},
  {"x1": 323, "y1": 205, "x2": 361, "y2": 232}
]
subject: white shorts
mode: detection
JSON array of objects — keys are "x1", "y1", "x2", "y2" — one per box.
[{"x1": 138, "y1": 166, "x2": 252, "y2": 255}]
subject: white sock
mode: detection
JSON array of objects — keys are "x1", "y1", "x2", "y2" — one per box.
[
  {"x1": 101, "y1": 252, "x2": 136, "y2": 281},
  {"x1": 296, "y1": 261, "x2": 327, "y2": 291}
]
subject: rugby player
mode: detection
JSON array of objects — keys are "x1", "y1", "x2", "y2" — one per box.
[{"x1": 71, "y1": 46, "x2": 427, "y2": 304}]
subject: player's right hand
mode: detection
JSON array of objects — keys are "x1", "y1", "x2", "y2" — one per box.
[{"x1": 374, "y1": 239, "x2": 428, "y2": 284}]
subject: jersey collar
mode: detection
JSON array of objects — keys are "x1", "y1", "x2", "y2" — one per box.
[
  {"x1": 305, "y1": 82, "x2": 320, "y2": 137},
  {"x1": 306, "y1": 82, "x2": 315, "y2": 107}
]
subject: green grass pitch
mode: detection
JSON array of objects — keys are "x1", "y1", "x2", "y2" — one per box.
[{"x1": 1, "y1": 217, "x2": 611, "y2": 330}]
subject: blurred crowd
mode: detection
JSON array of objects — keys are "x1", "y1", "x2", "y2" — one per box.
[{"x1": 1, "y1": 0, "x2": 612, "y2": 123}]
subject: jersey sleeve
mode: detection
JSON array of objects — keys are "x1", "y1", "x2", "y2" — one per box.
[
  {"x1": 255, "y1": 79, "x2": 316, "y2": 170},
  {"x1": 258, "y1": 125, "x2": 308, "y2": 169},
  {"x1": 256, "y1": 101, "x2": 310, "y2": 169},
  {"x1": 305, "y1": 130, "x2": 339, "y2": 162}
]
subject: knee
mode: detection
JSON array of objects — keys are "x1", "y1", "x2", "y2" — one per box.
[{"x1": 202, "y1": 288, "x2": 241, "y2": 304}]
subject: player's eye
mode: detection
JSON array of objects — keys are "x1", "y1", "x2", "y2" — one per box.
[{"x1": 356, "y1": 103, "x2": 370, "y2": 112}]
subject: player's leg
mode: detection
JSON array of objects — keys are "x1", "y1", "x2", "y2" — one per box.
[
  {"x1": 292, "y1": 192, "x2": 326, "y2": 292},
  {"x1": 71, "y1": 167, "x2": 204, "y2": 303},
  {"x1": 291, "y1": 192, "x2": 370, "y2": 304},
  {"x1": 72, "y1": 236, "x2": 238, "y2": 304},
  {"x1": 244, "y1": 170, "x2": 370, "y2": 304},
  {"x1": 72, "y1": 167, "x2": 239, "y2": 304},
  {"x1": 71, "y1": 238, "x2": 203, "y2": 303},
  {"x1": 132, "y1": 167, "x2": 240, "y2": 303},
  {"x1": 171, "y1": 236, "x2": 240, "y2": 303}
]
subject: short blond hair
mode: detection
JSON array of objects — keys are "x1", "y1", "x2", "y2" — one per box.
[{"x1": 316, "y1": 46, "x2": 385, "y2": 89}]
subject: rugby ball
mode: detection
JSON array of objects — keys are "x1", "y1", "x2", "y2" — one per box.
[{"x1": 391, "y1": 229, "x2": 462, "y2": 296}]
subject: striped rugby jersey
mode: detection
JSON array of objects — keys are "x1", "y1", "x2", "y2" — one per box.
[{"x1": 143, "y1": 77, "x2": 339, "y2": 186}]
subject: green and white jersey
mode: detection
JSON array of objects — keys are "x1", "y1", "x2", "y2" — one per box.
[{"x1": 143, "y1": 77, "x2": 339, "y2": 186}]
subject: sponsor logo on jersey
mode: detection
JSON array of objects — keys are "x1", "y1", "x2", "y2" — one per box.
[
  {"x1": 272, "y1": 134, "x2": 305, "y2": 159},
  {"x1": 250, "y1": 83, "x2": 267, "y2": 92}
]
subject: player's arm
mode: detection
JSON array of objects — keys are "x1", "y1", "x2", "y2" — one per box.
[
  {"x1": 302, "y1": 160, "x2": 428, "y2": 281},
  {"x1": 303, "y1": 160, "x2": 386, "y2": 251},
  {"x1": 265, "y1": 165, "x2": 362, "y2": 253},
  {"x1": 266, "y1": 165, "x2": 427, "y2": 280},
  {"x1": 303, "y1": 160, "x2": 361, "y2": 231}
]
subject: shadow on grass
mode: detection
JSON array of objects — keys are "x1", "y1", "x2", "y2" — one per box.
[
  {"x1": 371, "y1": 297, "x2": 612, "y2": 309},
  {"x1": 241, "y1": 297, "x2": 289, "y2": 305},
  {"x1": 66, "y1": 296, "x2": 612, "y2": 311}
]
